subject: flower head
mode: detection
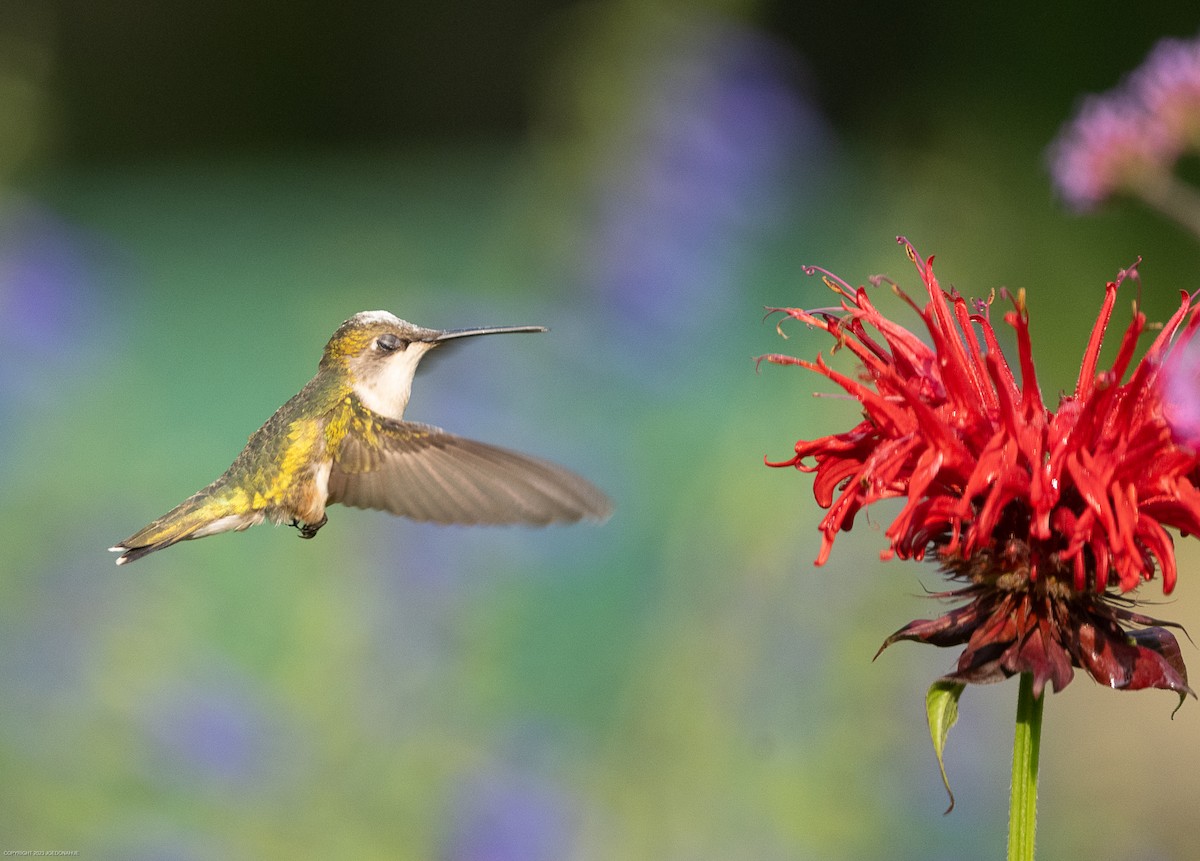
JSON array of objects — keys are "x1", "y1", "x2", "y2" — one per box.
[
  {"x1": 1048, "y1": 31, "x2": 1200, "y2": 211},
  {"x1": 1131, "y1": 35, "x2": 1200, "y2": 150},
  {"x1": 1047, "y1": 94, "x2": 1175, "y2": 211},
  {"x1": 763, "y1": 238, "x2": 1200, "y2": 698}
]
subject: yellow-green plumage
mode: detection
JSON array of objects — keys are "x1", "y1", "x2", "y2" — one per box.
[{"x1": 113, "y1": 374, "x2": 345, "y2": 563}]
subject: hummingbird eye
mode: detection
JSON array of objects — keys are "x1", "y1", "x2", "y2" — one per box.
[{"x1": 375, "y1": 333, "x2": 408, "y2": 353}]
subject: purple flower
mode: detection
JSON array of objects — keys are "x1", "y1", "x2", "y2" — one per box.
[
  {"x1": 1164, "y1": 316, "x2": 1200, "y2": 449},
  {"x1": 440, "y1": 770, "x2": 576, "y2": 861},
  {"x1": 1048, "y1": 32, "x2": 1200, "y2": 211},
  {"x1": 141, "y1": 679, "x2": 279, "y2": 787},
  {"x1": 1047, "y1": 94, "x2": 1173, "y2": 211},
  {"x1": 1131, "y1": 35, "x2": 1200, "y2": 148},
  {"x1": 568, "y1": 18, "x2": 826, "y2": 364},
  {"x1": 0, "y1": 201, "x2": 114, "y2": 405}
]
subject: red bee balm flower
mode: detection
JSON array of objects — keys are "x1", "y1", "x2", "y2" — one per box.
[{"x1": 763, "y1": 237, "x2": 1200, "y2": 699}]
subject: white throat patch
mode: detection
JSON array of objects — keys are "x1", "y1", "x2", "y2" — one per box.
[{"x1": 351, "y1": 341, "x2": 436, "y2": 420}]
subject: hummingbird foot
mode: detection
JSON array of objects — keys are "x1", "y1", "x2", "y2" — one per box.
[{"x1": 295, "y1": 515, "x2": 327, "y2": 539}]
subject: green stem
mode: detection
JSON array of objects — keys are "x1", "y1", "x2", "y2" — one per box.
[
  {"x1": 1133, "y1": 172, "x2": 1200, "y2": 241},
  {"x1": 1007, "y1": 672, "x2": 1044, "y2": 861}
]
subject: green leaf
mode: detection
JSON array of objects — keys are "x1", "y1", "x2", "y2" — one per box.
[{"x1": 926, "y1": 678, "x2": 966, "y2": 814}]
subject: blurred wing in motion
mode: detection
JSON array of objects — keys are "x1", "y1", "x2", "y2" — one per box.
[{"x1": 327, "y1": 420, "x2": 613, "y2": 526}]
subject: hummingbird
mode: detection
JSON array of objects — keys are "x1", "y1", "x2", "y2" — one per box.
[{"x1": 110, "y1": 311, "x2": 612, "y2": 565}]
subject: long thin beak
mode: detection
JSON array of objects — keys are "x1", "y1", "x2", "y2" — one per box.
[{"x1": 430, "y1": 325, "x2": 547, "y2": 343}]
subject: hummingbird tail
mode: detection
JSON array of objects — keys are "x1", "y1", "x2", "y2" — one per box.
[
  {"x1": 110, "y1": 493, "x2": 262, "y2": 565},
  {"x1": 108, "y1": 541, "x2": 175, "y2": 565}
]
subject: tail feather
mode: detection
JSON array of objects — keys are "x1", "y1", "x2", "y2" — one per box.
[
  {"x1": 108, "y1": 540, "x2": 178, "y2": 566},
  {"x1": 110, "y1": 491, "x2": 258, "y2": 565}
]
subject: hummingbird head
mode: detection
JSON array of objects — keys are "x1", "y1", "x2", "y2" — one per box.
[{"x1": 321, "y1": 310, "x2": 547, "y2": 420}]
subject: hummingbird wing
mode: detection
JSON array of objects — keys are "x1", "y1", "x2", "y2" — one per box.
[{"x1": 327, "y1": 420, "x2": 613, "y2": 525}]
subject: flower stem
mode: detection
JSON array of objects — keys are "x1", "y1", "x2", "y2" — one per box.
[
  {"x1": 1134, "y1": 172, "x2": 1200, "y2": 241},
  {"x1": 1007, "y1": 672, "x2": 1043, "y2": 861}
]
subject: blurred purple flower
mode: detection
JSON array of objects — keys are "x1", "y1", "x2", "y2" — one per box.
[
  {"x1": 1048, "y1": 31, "x2": 1200, "y2": 211},
  {"x1": 1165, "y1": 316, "x2": 1200, "y2": 449},
  {"x1": 440, "y1": 770, "x2": 576, "y2": 861},
  {"x1": 1131, "y1": 35, "x2": 1200, "y2": 147},
  {"x1": 0, "y1": 200, "x2": 111, "y2": 403},
  {"x1": 578, "y1": 20, "x2": 826, "y2": 350},
  {"x1": 141, "y1": 678, "x2": 279, "y2": 787},
  {"x1": 1047, "y1": 94, "x2": 1173, "y2": 211}
]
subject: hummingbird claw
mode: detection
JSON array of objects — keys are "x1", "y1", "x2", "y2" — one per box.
[{"x1": 296, "y1": 515, "x2": 327, "y2": 539}]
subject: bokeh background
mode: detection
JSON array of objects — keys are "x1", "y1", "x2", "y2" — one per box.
[{"x1": 4, "y1": 2, "x2": 1200, "y2": 858}]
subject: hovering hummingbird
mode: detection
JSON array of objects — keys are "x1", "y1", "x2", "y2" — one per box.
[{"x1": 110, "y1": 311, "x2": 612, "y2": 564}]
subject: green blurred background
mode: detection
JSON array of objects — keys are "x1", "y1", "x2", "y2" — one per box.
[{"x1": 4, "y1": 1, "x2": 1200, "y2": 858}]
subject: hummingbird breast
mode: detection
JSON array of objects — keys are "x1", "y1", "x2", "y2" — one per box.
[
  {"x1": 217, "y1": 378, "x2": 343, "y2": 530},
  {"x1": 249, "y1": 422, "x2": 333, "y2": 528},
  {"x1": 271, "y1": 459, "x2": 331, "y2": 528}
]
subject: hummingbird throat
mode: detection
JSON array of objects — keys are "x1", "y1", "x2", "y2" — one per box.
[{"x1": 351, "y1": 341, "x2": 435, "y2": 420}]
